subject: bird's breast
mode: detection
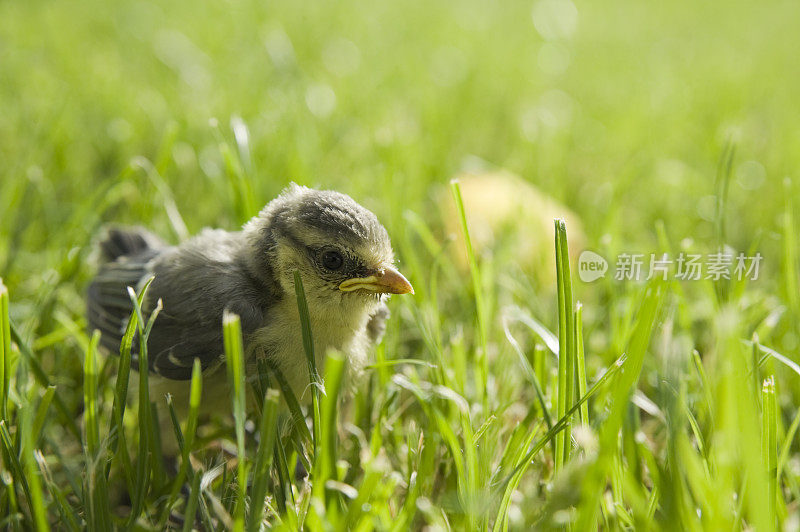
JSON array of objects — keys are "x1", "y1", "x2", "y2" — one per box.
[{"x1": 246, "y1": 299, "x2": 370, "y2": 400}]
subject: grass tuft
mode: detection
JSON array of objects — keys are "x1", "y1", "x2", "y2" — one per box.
[{"x1": 554, "y1": 218, "x2": 577, "y2": 471}]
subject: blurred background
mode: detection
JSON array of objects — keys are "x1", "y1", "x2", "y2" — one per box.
[
  {"x1": 4, "y1": 0, "x2": 800, "y2": 386},
  {"x1": 3, "y1": 0, "x2": 800, "y2": 386},
  {"x1": 3, "y1": 0, "x2": 799, "y2": 262}
]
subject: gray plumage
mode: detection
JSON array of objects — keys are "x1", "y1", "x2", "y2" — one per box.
[{"x1": 87, "y1": 185, "x2": 412, "y2": 401}]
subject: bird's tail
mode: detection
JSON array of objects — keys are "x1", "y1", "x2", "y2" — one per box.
[{"x1": 97, "y1": 226, "x2": 165, "y2": 262}]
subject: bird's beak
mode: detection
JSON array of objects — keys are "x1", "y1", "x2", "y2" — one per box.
[{"x1": 339, "y1": 265, "x2": 414, "y2": 295}]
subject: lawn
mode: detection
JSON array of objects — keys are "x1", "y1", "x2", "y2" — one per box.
[{"x1": 2, "y1": 0, "x2": 800, "y2": 529}]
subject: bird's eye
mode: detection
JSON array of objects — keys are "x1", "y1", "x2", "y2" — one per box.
[{"x1": 321, "y1": 250, "x2": 344, "y2": 271}]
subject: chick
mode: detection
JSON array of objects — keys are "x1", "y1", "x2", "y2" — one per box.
[{"x1": 87, "y1": 184, "x2": 413, "y2": 447}]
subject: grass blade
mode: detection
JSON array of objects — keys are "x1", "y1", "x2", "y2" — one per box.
[
  {"x1": 20, "y1": 408, "x2": 48, "y2": 531},
  {"x1": 106, "y1": 277, "x2": 154, "y2": 484},
  {"x1": 293, "y1": 270, "x2": 321, "y2": 457},
  {"x1": 83, "y1": 330, "x2": 112, "y2": 531},
  {"x1": 31, "y1": 386, "x2": 55, "y2": 449},
  {"x1": 248, "y1": 388, "x2": 280, "y2": 532},
  {"x1": 316, "y1": 350, "x2": 347, "y2": 509},
  {"x1": 501, "y1": 310, "x2": 552, "y2": 430},
  {"x1": 0, "y1": 420, "x2": 32, "y2": 523},
  {"x1": 495, "y1": 422, "x2": 541, "y2": 531},
  {"x1": 0, "y1": 279, "x2": 9, "y2": 421},
  {"x1": 127, "y1": 286, "x2": 162, "y2": 527},
  {"x1": 450, "y1": 179, "x2": 489, "y2": 403},
  {"x1": 182, "y1": 469, "x2": 203, "y2": 532},
  {"x1": 159, "y1": 358, "x2": 206, "y2": 530},
  {"x1": 777, "y1": 406, "x2": 800, "y2": 487},
  {"x1": 762, "y1": 376, "x2": 777, "y2": 527},
  {"x1": 575, "y1": 302, "x2": 589, "y2": 426},
  {"x1": 554, "y1": 219, "x2": 576, "y2": 471},
  {"x1": 184, "y1": 358, "x2": 204, "y2": 456},
  {"x1": 268, "y1": 363, "x2": 313, "y2": 449},
  {"x1": 84, "y1": 331, "x2": 101, "y2": 459},
  {"x1": 223, "y1": 310, "x2": 248, "y2": 532}
]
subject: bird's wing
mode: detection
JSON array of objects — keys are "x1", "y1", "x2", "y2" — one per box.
[
  {"x1": 144, "y1": 253, "x2": 265, "y2": 379},
  {"x1": 88, "y1": 230, "x2": 267, "y2": 380},
  {"x1": 366, "y1": 302, "x2": 390, "y2": 344}
]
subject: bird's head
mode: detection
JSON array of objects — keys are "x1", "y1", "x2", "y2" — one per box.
[{"x1": 244, "y1": 185, "x2": 413, "y2": 316}]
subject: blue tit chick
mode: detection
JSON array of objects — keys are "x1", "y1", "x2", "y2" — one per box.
[{"x1": 87, "y1": 184, "x2": 413, "y2": 448}]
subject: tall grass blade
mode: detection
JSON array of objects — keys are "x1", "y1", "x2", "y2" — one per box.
[
  {"x1": 777, "y1": 406, "x2": 800, "y2": 487},
  {"x1": 159, "y1": 359, "x2": 209, "y2": 530},
  {"x1": 293, "y1": 270, "x2": 321, "y2": 457},
  {"x1": 554, "y1": 219, "x2": 576, "y2": 471},
  {"x1": 450, "y1": 179, "x2": 489, "y2": 403},
  {"x1": 0, "y1": 279, "x2": 9, "y2": 421},
  {"x1": 269, "y1": 363, "x2": 313, "y2": 449},
  {"x1": 106, "y1": 277, "x2": 153, "y2": 484},
  {"x1": 0, "y1": 420, "x2": 32, "y2": 523},
  {"x1": 130, "y1": 157, "x2": 189, "y2": 240},
  {"x1": 308, "y1": 351, "x2": 347, "y2": 527},
  {"x1": 575, "y1": 302, "x2": 588, "y2": 426},
  {"x1": 31, "y1": 386, "x2": 55, "y2": 449},
  {"x1": 248, "y1": 389, "x2": 280, "y2": 532},
  {"x1": 502, "y1": 311, "x2": 552, "y2": 430},
  {"x1": 274, "y1": 438, "x2": 299, "y2": 519},
  {"x1": 182, "y1": 469, "x2": 203, "y2": 532},
  {"x1": 495, "y1": 422, "x2": 541, "y2": 531},
  {"x1": 752, "y1": 342, "x2": 800, "y2": 379},
  {"x1": 215, "y1": 117, "x2": 258, "y2": 223},
  {"x1": 83, "y1": 330, "x2": 112, "y2": 531},
  {"x1": 496, "y1": 306, "x2": 559, "y2": 356},
  {"x1": 762, "y1": 376, "x2": 777, "y2": 528},
  {"x1": 21, "y1": 408, "x2": 48, "y2": 531},
  {"x1": 223, "y1": 310, "x2": 248, "y2": 532},
  {"x1": 83, "y1": 331, "x2": 101, "y2": 459},
  {"x1": 126, "y1": 286, "x2": 162, "y2": 527},
  {"x1": 185, "y1": 358, "x2": 203, "y2": 456}
]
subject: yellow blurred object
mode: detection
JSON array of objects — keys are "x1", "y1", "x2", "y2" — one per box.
[{"x1": 443, "y1": 171, "x2": 585, "y2": 285}]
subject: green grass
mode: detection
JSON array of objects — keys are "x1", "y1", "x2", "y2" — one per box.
[{"x1": 2, "y1": 0, "x2": 800, "y2": 529}]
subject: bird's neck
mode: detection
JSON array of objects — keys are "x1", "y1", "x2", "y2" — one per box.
[{"x1": 306, "y1": 298, "x2": 374, "y2": 333}]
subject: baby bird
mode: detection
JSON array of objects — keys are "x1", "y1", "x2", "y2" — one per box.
[{"x1": 87, "y1": 185, "x2": 413, "y2": 442}]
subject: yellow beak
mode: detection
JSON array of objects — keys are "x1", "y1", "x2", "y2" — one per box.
[{"x1": 339, "y1": 265, "x2": 414, "y2": 295}]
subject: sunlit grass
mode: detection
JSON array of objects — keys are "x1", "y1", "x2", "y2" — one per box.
[{"x1": 2, "y1": 0, "x2": 800, "y2": 529}]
